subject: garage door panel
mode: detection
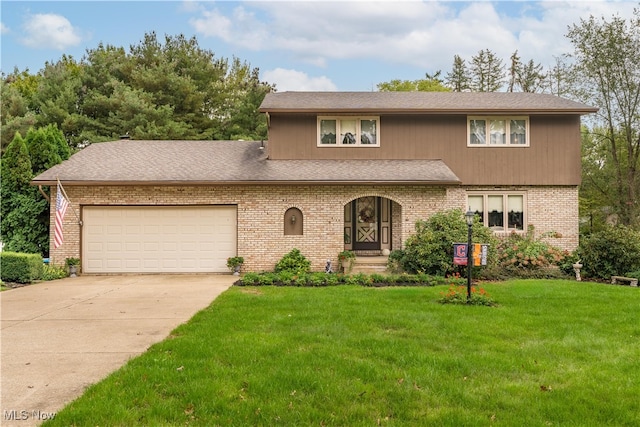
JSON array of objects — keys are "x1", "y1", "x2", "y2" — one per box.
[{"x1": 83, "y1": 206, "x2": 237, "y2": 273}]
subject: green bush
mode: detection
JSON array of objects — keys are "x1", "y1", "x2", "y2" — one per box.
[
  {"x1": 235, "y1": 271, "x2": 456, "y2": 287},
  {"x1": 41, "y1": 264, "x2": 68, "y2": 281},
  {"x1": 579, "y1": 226, "x2": 640, "y2": 279},
  {"x1": 400, "y1": 209, "x2": 498, "y2": 276},
  {"x1": 0, "y1": 252, "x2": 43, "y2": 283},
  {"x1": 494, "y1": 227, "x2": 570, "y2": 278},
  {"x1": 274, "y1": 248, "x2": 311, "y2": 274}
]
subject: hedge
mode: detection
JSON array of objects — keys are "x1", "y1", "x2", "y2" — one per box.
[{"x1": 0, "y1": 251, "x2": 43, "y2": 283}]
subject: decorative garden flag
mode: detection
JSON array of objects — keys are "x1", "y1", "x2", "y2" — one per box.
[{"x1": 54, "y1": 181, "x2": 70, "y2": 248}]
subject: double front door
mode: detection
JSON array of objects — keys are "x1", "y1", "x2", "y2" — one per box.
[{"x1": 344, "y1": 197, "x2": 391, "y2": 251}]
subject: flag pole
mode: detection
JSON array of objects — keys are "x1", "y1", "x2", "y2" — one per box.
[{"x1": 57, "y1": 178, "x2": 81, "y2": 225}]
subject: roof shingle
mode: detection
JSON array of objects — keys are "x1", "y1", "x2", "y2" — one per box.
[
  {"x1": 259, "y1": 91, "x2": 598, "y2": 115},
  {"x1": 32, "y1": 140, "x2": 460, "y2": 185}
]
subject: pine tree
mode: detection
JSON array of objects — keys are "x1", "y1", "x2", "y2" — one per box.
[
  {"x1": 470, "y1": 49, "x2": 505, "y2": 92},
  {"x1": 445, "y1": 55, "x2": 471, "y2": 92}
]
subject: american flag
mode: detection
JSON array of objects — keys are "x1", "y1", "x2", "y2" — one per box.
[{"x1": 54, "y1": 182, "x2": 70, "y2": 248}]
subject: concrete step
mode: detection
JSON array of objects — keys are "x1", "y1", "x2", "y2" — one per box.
[{"x1": 350, "y1": 256, "x2": 389, "y2": 274}]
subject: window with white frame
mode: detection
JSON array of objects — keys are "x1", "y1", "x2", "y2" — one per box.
[
  {"x1": 468, "y1": 193, "x2": 525, "y2": 232},
  {"x1": 318, "y1": 117, "x2": 379, "y2": 146},
  {"x1": 468, "y1": 117, "x2": 529, "y2": 146}
]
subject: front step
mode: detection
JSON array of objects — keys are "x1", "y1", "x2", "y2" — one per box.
[{"x1": 350, "y1": 256, "x2": 389, "y2": 274}]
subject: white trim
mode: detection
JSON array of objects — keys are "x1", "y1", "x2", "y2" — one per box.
[
  {"x1": 317, "y1": 116, "x2": 380, "y2": 147},
  {"x1": 467, "y1": 116, "x2": 530, "y2": 147}
]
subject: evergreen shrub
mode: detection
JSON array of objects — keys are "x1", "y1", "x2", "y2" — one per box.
[{"x1": 0, "y1": 252, "x2": 43, "y2": 283}]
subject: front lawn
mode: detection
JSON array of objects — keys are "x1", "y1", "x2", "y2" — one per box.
[{"x1": 45, "y1": 280, "x2": 640, "y2": 426}]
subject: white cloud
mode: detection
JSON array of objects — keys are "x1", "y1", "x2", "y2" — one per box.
[
  {"x1": 262, "y1": 68, "x2": 337, "y2": 92},
  {"x1": 20, "y1": 13, "x2": 82, "y2": 50},
  {"x1": 190, "y1": 1, "x2": 637, "y2": 78},
  {"x1": 1, "y1": 22, "x2": 9, "y2": 34}
]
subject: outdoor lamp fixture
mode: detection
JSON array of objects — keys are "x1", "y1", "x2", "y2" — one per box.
[
  {"x1": 291, "y1": 214, "x2": 296, "y2": 225},
  {"x1": 465, "y1": 209, "x2": 474, "y2": 304}
]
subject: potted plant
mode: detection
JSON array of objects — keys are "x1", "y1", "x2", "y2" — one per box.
[
  {"x1": 226, "y1": 256, "x2": 244, "y2": 275},
  {"x1": 65, "y1": 257, "x2": 81, "y2": 277},
  {"x1": 338, "y1": 250, "x2": 356, "y2": 273}
]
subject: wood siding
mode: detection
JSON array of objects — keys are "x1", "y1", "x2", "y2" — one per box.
[{"x1": 266, "y1": 114, "x2": 582, "y2": 186}]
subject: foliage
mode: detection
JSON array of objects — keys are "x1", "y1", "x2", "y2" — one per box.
[
  {"x1": 337, "y1": 250, "x2": 356, "y2": 261},
  {"x1": 1, "y1": 126, "x2": 67, "y2": 256},
  {"x1": 386, "y1": 249, "x2": 405, "y2": 273},
  {"x1": 65, "y1": 257, "x2": 81, "y2": 267},
  {"x1": 507, "y1": 50, "x2": 546, "y2": 93},
  {"x1": 567, "y1": 10, "x2": 640, "y2": 226},
  {"x1": 578, "y1": 225, "x2": 640, "y2": 279},
  {"x1": 496, "y1": 227, "x2": 569, "y2": 270},
  {"x1": 0, "y1": 252, "x2": 43, "y2": 284},
  {"x1": 445, "y1": 55, "x2": 471, "y2": 92},
  {"x1": 1, "y1": 132, "x2": 32, "y2": 226},
  {"x1": 225, "y1": 256, "x2": 244, "y2": 270},
  {"x1": 470, "y1": 49, "x2": 505, "y2": 92},
  {"x1": 274, "y1": 248, "x2": 311, "y2": 274},
  {"x1": 0, "y1": 72, "x2": 38, "y2": 154},
  {"x1": 236, "y1": 271, "x2": 455, "y2": 287},
  {"x1": 377, "y1": 71, "x2": 450, "y2": 92},
  {"x1": 399, "y1": 209, "x2": 498, "y2": 276},
  {"x1": 438, "y1": 284, "x2": 497, "y2": 306},
  {"x1": 41, "y1": 264, "x2": 68, "y2": 281},
  {"x1": 2, "y1": 33, "x2": 272, "y2": 147},
  {"x1": 1, "y1": 192, "x2": 49, "y2": 254}
]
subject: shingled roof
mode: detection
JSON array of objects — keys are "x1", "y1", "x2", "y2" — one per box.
[
  {"x1": 31, "y1": 140, "x2": 460, "y2": 186},
  {"x1": 259, "y1": 91, "x2": 598, "y2": 115}
]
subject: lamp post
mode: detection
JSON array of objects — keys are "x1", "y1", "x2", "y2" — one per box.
[{"x1": 465, "y1": 209, "x2": 474, "y2": 304}]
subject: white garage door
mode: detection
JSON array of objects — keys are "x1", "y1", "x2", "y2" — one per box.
[{"x1": 82, "y1": 206, "x2": 237, "y2": 273}]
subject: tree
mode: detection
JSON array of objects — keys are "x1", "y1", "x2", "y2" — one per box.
[
  {"x1": 1, "y1": 72, "x2": 38, "y2": 153},
  {"x1": 470, "y1": 49, "x2": 505, "y2": 92},
  {"x1": 507, "y1": 50, "x2": 522, "y2": 92},
  {"x1": 2, "y1": 126, "x2": 69, "y2": 255},
  {"x1": 0, "y1": 133, "x2": 49, "y2": 254},
  {"x1": 518, "y1": 59, "x2": 546, "y2": 93},
  {"x1": 445, "y1": 55, "x2": 471, "y2": 92},
  {"x1": 25, "y1": 126, "x2": 63, "y2": 175},
  {"x1": 377, "y1": 71, "x2": 450, "y2": 92},
  {"x1": 1, "y1": 133, "x2": 32, "y2": 221},
  {"x1": 567, "y1": 9, "x2": 640, "y2": 226}
]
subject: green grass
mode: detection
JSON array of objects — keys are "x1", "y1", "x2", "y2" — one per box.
[{"x1": 45, "y1": 280, "x2": 640, "y2": 426}]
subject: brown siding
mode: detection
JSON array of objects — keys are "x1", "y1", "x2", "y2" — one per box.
[{"x1": 267, "y1": 114, "x2": 582, "y2": 185}]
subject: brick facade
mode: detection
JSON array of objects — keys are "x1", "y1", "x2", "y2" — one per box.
[{"x1": 50, "y1": 184, "x2": 578, "y2": 272}]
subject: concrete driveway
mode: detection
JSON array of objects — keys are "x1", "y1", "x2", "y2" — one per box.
[{"x1": 1, "y1": 274, "x2": 235, "y2": 426}]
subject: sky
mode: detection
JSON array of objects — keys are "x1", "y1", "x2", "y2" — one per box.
[{"x1": 0, "y1": 1, "x2": 636, "y2": 92}]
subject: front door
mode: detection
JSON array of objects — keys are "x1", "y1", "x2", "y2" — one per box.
[{"x1": 352, "y1": 196, "x2": 380, "y2": 250}]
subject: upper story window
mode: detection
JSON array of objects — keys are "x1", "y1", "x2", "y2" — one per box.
[
  {"x1": 468, "y1": 116, "x2": 529, "y2": 147},
  {"x1": 318, "y1": 116, "x2": 379, "y2": 147}
]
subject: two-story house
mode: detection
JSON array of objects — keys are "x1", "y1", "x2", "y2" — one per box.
[{"x1": 33, "y1": 92, "x2": 596, "y2": 273}]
